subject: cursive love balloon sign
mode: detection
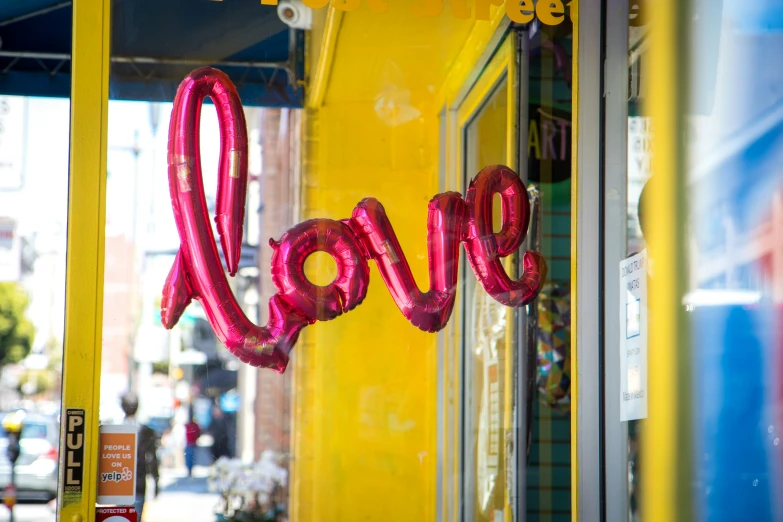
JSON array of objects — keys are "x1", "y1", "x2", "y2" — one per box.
[{"x1": 161, "y1": 67, "x2": 547, "y2": 373}]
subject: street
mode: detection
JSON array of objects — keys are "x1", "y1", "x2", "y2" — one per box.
[
  {"x1": 0, "y1": 466, "x2": 219, "y2": 522},
  {"x1": 142, "y1": 466, "x2": 219, "y2": 522}
]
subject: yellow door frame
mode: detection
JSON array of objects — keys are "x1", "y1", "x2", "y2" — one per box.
[
  {"x1": 453, "y1": 34, "x2": 518, "y2": 522},
  {"x1": 57, "y1": 0, "x2": 111, "y2": 521}
]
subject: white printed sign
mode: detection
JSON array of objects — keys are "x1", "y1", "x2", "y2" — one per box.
[
  {"x1": 628, "y1": 117, "x2": 652, "y2": 180},
  {"x1": 0, "y1": 97, "x2": 26, "y2": 190},
  {"x1": 620, "y1": 250, "x2": 648, "y2": 421}
]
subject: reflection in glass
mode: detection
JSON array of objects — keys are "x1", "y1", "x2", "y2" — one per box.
[
  {"x1": 627, "y1": 4, "x2": 652, "y2": 520},
  {"x1": 463, "y1": 76, "x2": 510, "y2": 522},
  {"x1": 687, "y1": 2, "x2": 783, "y2": 521},
  {"x1": 526, "y1": 22, "x2": 573, "y2": 522}
]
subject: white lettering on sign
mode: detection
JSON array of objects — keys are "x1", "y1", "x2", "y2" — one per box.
[
  {"x1": 100, "y1": 468, "x2": 133, "y2": 483},
  {"x1": 620, "y1": 250, "x2": 648, "y2": 421}
]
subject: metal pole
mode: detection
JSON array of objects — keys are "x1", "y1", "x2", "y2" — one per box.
[
  {"x1": 4, "y1": 413, "x2": 23, "y2": 522},
  {"x1": 0, "y1": 51, "x2": 292, "y2": 75},
  {"x1": 148, "y1": 103, "x2": 160, "y2": 238},
  {"x1": 8, "y1": 464, "x2": 14, "y2": 522},
  {"x1": 129, "y1": 132, "x2": 141, "y2": 393}
]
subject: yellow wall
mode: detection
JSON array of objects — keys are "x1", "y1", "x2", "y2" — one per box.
[{"x1": 291, "y1": 4, "x2": 507, "y2": 521}]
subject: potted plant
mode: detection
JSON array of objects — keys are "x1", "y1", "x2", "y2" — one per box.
[{"x1": 208, "y1": 451, "x2": 288, "y2": 522}]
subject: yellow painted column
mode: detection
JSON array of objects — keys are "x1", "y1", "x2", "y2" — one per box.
[
  {"x1": 292, "y1": 7, "x2": 510, "y2": 521},
  {"x1": 57, "y1": 0, "x2": 111, "y2": 520},
  {"x1": 643, "y1": 0, "x2": 692, "y2": 520}
]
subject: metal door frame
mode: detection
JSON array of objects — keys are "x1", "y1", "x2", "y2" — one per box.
[
  {"x1": 572, "y1": 0, "x2": 603, "y2": 520},
  {"x1": 603, "y1": 0, "x2": 632, "y2": 520}
]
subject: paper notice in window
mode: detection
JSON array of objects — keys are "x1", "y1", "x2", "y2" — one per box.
[{"x1": 620, "y1": 250, "x2": 648, "y2": 421}]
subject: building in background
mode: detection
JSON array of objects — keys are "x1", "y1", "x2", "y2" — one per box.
[
  {"x1": 0, "y1": 96, "x2": 69, "y2": 411},
  {"x1": 255, "y1": 107, "x2": 299, "y2": 458},
  {"x1": 100, "y1": 234, "x2": 136, "y2": 420}
]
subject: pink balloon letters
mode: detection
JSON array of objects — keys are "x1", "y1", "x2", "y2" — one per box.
[{"x1": 161, "y1": 67, "x2": 547, "y2": 373}]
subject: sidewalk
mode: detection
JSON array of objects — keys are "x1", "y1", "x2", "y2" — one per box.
[{"x1": 142, "y1": 466, "x2": 219, "y2": 522}]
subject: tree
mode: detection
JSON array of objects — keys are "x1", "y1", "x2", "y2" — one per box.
[{"x1": 0, "y1": 283, "x2": 35, "y2": 365}]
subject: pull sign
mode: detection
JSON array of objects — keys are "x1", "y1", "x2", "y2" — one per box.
[{"x1": 62, "y1": 409, "x2": 85, "y2": 507}]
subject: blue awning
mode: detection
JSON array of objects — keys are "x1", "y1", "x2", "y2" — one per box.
[{"x1": 0, "y1": 0, "x2": 304, "y2": 107}]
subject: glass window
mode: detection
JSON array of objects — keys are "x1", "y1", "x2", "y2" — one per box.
[
  {"x1": 61, "y1": 1, "x2": 581, "y2": 520},
  {"x1": 525, "y1": 23, "x2": 573, "y2": 522},
  {"x1": 622, "y1": 0, "x2": 783, "y2": 520},
  {"x1": 462, "y1": 76, "x2": 510, "y2": 522},
  {"x1": 0, "y1": 2, "x2": 71, "y2": 513},
  {"x1": 460, "y1": 20, "x2": 573, "y2": 522},
  {"x1": 626, "y1": 19, "x2": 650, "y2": 522},
  {"x1": 686, "y1": 1, "x2": 783, "y2": 520}
]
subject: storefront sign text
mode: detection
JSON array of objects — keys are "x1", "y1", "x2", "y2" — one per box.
[
  {"x1": 261, "y1": 0, "x2": 655, "y2": 25},
  {"x1": 264, "y1": 0, "x2": 574, "y2": 24}
]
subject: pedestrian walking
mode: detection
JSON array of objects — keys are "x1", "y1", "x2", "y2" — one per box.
[
  {"x1": 210, "y1": 404, "x2": 231, "y2": 461},
  {"x1": 185, "y1": 414, "x2": 201, "y2": 477},
  {"x1": 120, "y1": 392, "x2": 159, "y2": 521}
]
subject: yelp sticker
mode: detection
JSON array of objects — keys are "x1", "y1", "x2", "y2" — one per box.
[
  {"x1": 101, "y1": 467, "x2": 133, "y2": 483},
  {"x1": 98, "y1": 425, "x2": 138, "y2": 505}
]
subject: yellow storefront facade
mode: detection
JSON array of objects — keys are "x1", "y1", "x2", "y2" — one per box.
[{"x1": 292, "y1": 4, "x2": 575, "y2": 521}]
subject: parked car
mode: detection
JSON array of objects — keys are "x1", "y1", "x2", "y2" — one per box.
[{"x1": 0, "y1": 412, "x2": 59, "y2": 500}]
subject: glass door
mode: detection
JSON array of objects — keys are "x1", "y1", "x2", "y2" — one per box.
[
  {"x1": 458, "y1": 37, "x2": 516, "y2": 522},
  {"x1": 455, "y1": 18, "x2": 574, "y2": 522}
]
